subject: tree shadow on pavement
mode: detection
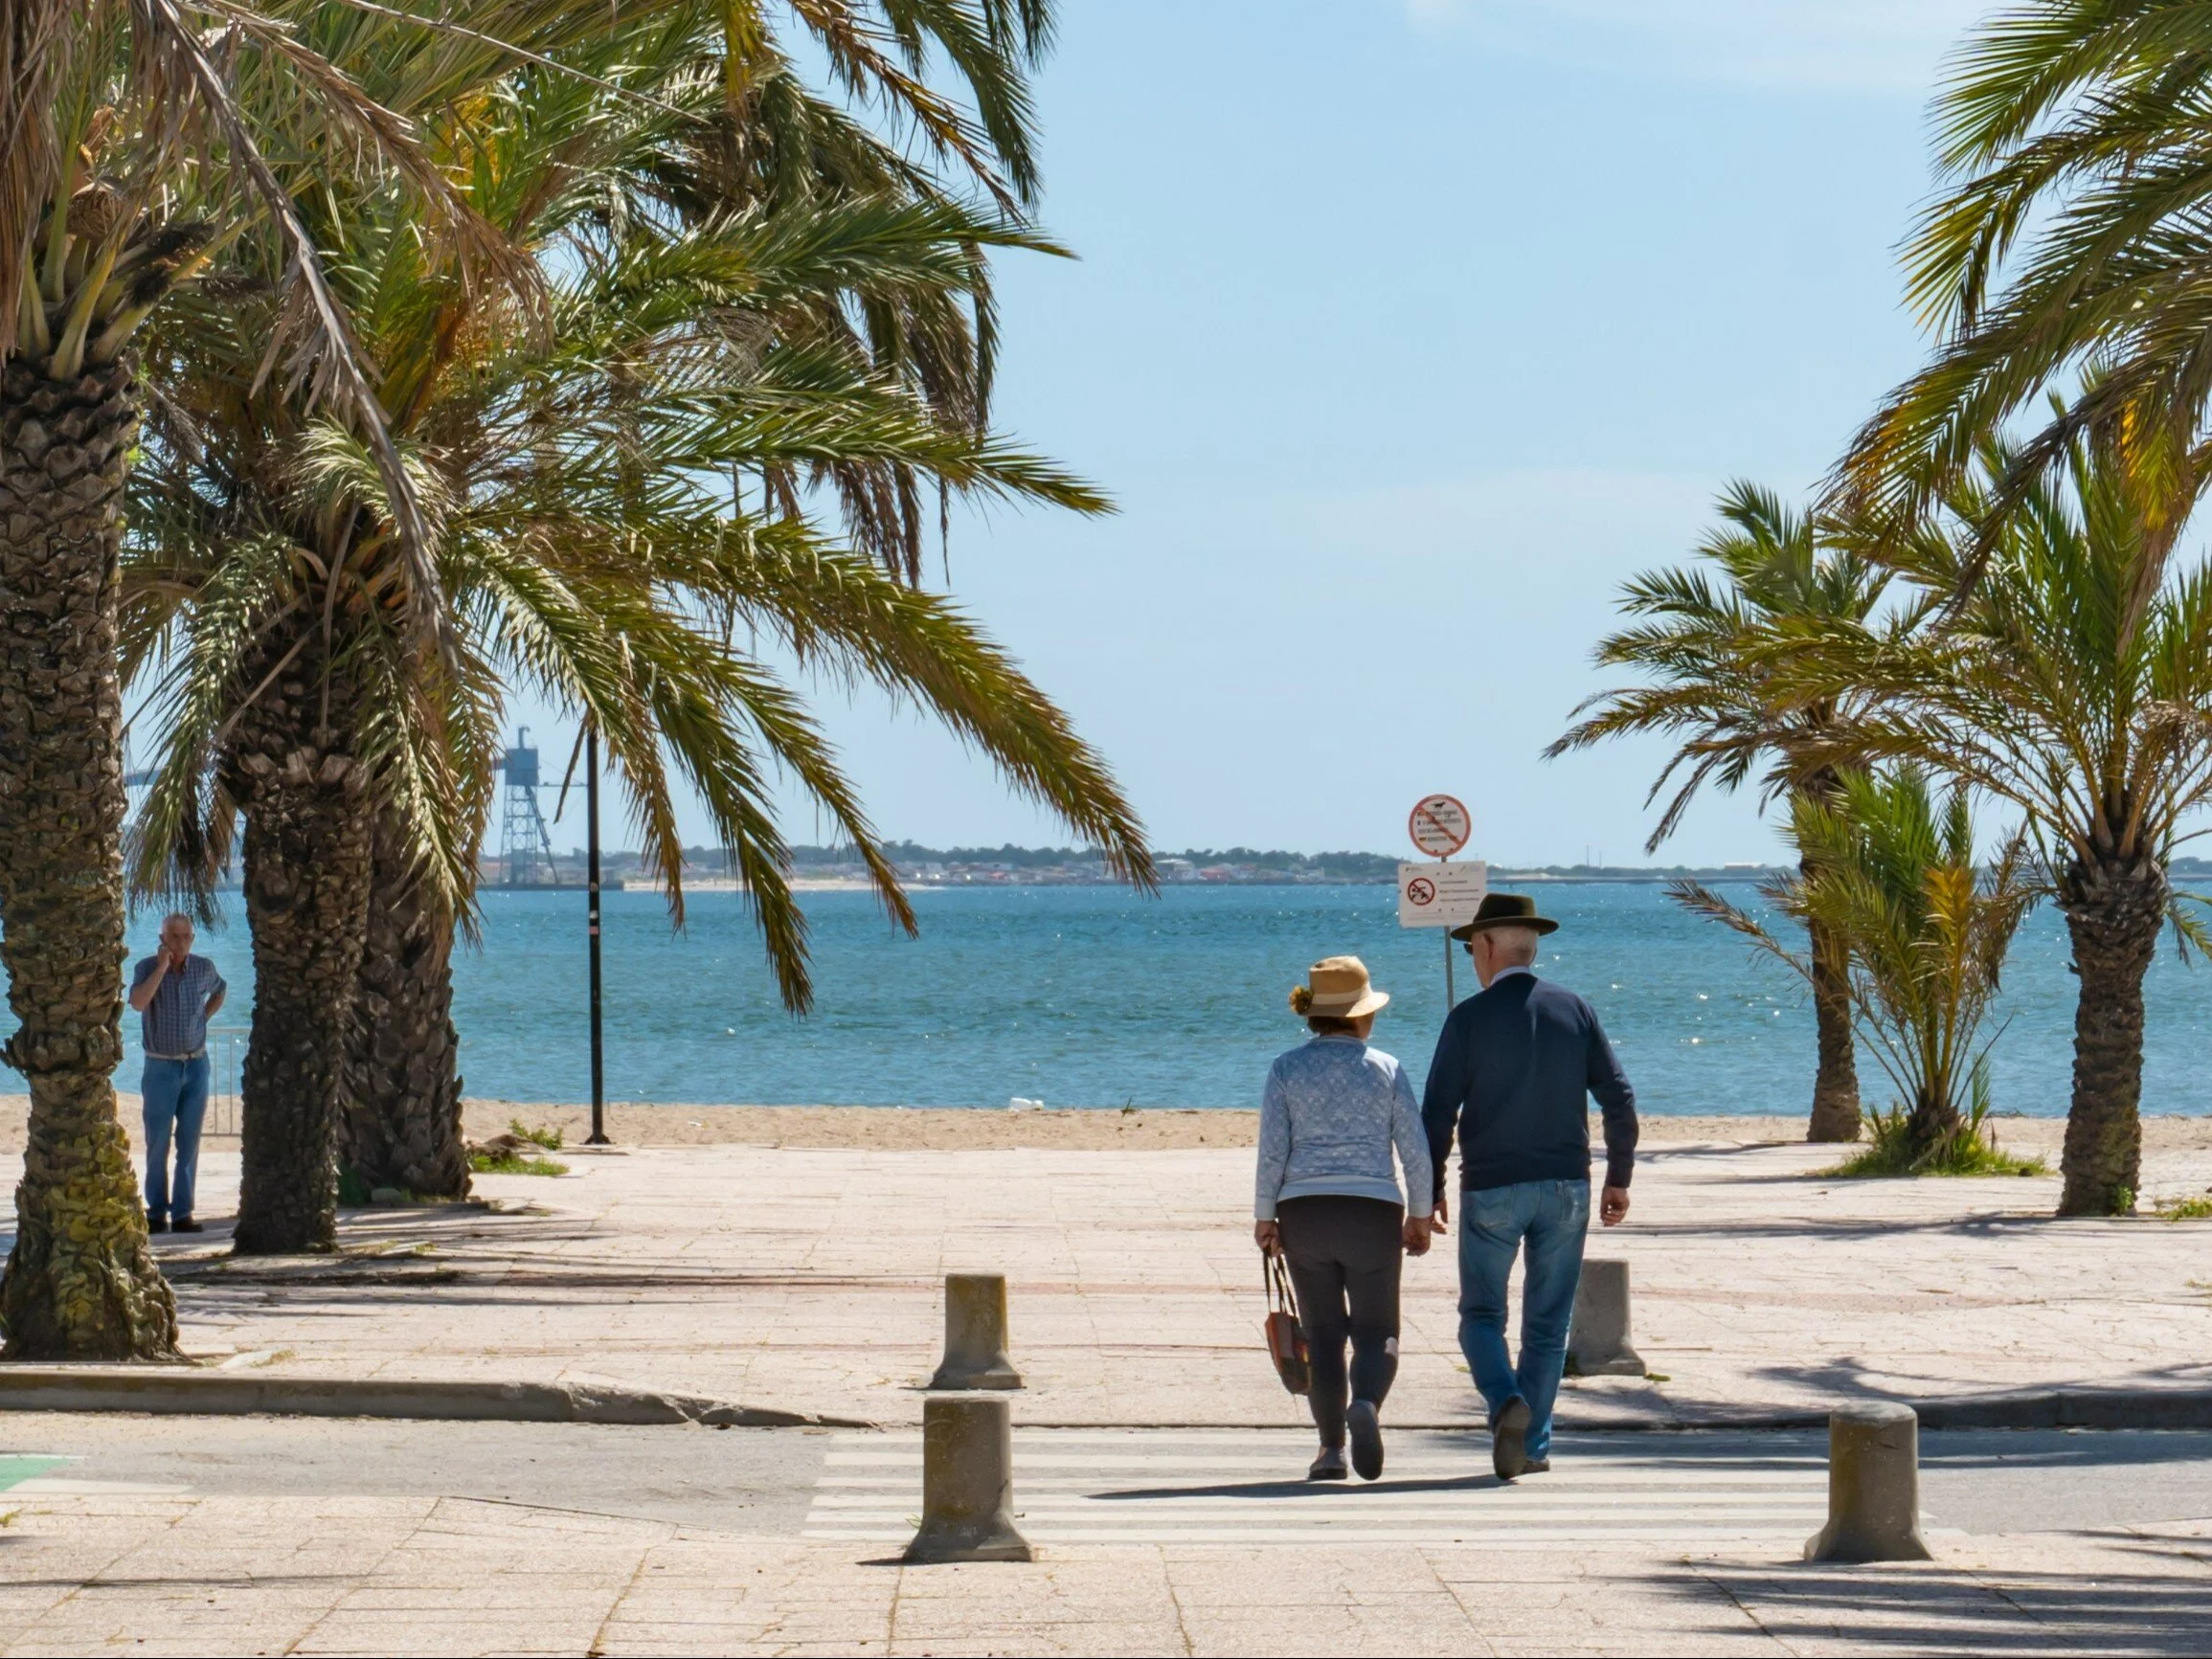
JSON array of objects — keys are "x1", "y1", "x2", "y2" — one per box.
[
  {"x1": 1660, "y1": 1539, "x2": 2212, "y2": 1656},
  {"x1": 1744, "y1": 1354, "x2": 2212, "y2": 1408}
]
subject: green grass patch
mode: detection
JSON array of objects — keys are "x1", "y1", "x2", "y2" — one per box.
[
  {"x1": 2155, "y1": 1193, "x2": 2212, "y2": 1221},
  {"x1": 508, "y1": 1118, "x2": 564, "y2": 1151},
  {"x1": 1824, "y1": 1104, "x2": 2047, "y2": 1179},
  {"x1": 469, "y1": 1150, "x2": 569, "y2": 1177}
]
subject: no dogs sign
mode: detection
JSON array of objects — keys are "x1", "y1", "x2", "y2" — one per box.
[
  {"x1": 1408, "y1": 794, "x2": 1472, "y2": 859},
  {"x1": 1397, "y1": 860, "x2": 1488, "y2": 928}
]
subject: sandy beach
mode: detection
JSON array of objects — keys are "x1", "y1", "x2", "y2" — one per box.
[{"x1": 6, "y1": 1093, "x2": 2212, "y2": 1157}]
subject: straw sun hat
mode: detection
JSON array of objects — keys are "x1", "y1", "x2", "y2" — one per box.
[{"x1": 1288, "y1": 955, "x2": 1389, "y2": 1020}]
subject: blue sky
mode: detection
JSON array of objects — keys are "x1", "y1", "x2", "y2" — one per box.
[{"x1": 525, "y1": 0, "x2": 1997, "y2": 865}]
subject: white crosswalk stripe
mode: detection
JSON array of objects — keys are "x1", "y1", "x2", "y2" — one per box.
[{"x1": 804, "y1": 1428, "x2": 1835, "y2": 1547}]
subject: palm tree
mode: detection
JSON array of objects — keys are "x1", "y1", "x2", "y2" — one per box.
[
  {"x1": 0, "y1": 0, "x2": 556, "y2": 1354},
  {"x1": 1547, "y1": 483, "x2": 1899, "y2": 1142},
  {"x1": 1788, "y1": 433, "x2": 2212, "y2": 1214},
  {"x1": 124, "y1": 68, "x2": 1148, "y2": 1244},
  {"x1": 334, "y1": 8, "x2": 1087, "y2": 1199},
  {"x1": 1674, "y1": 768, "x2": 2035, "y2": 1171},
  {"x1": 1841, "y1": 0, "x2": 2212, "y2": 578}
]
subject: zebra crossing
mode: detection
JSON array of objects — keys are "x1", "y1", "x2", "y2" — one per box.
[{"x1": 804, "y1": 1428, "x2": 1834, "y2": 1547}]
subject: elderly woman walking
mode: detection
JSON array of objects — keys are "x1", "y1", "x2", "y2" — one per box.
[{"x1": 1254, "y1": 955, "x2": 1433, "y2": 1481}]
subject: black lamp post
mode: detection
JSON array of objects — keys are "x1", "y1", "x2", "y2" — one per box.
[{"x1": 584, "y1": 724, "x2": 608, "y2": 1146}]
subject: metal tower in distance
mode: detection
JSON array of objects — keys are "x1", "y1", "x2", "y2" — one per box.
[{"x1": 494, "y1": 729, "x2": 561, "y2": 887}]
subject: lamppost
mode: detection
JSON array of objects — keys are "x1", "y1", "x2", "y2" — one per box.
[{"x1": 584, "y1": 724, "x2": 608, "y2": 1146}]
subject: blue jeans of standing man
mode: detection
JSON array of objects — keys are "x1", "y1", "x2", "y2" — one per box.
[
  {"x1": 142, "y1": 1055, "x2": 212, "y2": 1222},
  {"x1": 1456, "y1": 1177, "x2": 1591, "y2": 1462}
]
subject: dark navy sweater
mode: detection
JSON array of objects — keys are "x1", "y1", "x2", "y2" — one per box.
[{"x1": 1420, "y1": 970, "x2": 1638, "y2": 1199}]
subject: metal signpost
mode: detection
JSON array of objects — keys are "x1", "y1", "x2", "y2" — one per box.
[{"x1": 1399, "y1": 793, "x2": 1485, "y2": 1011}]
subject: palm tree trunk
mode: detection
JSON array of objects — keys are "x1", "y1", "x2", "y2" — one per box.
[
  {"x1": 1904, "y1": 1086, "x2": 1961, "y2": 1160},
  {"x1": 1797, "y1": 778, "x2": 1862, "y2": 1143},
  {"x1": 0, "y1": 359, "x2": 178, "y2": 1358},
  {"x1": 340, "y1": 811, "x2": 469, "y2": 1199},
  {"x1": 225, "y1": 641, "x2": 373, "y2": 1255},
  {"x1": 2055, "y1": 853, "x2": 2166, "y2": 1217},
  {"x1": 1806, "y1": 911, "x2": 1862, "y2": 1142}
]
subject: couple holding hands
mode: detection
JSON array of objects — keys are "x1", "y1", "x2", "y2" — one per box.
[{"x1": 1253, "y1": 893, "x2": 1639, "y2": 1483}]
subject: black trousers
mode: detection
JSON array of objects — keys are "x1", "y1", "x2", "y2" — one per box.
[{"x1": 1276, "y1": 1195, "x2": 1403, "y2": 1446}]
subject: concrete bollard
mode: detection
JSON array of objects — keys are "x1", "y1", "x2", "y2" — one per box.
[
  {"x1": 1804, "y1": 1402, "x2": 1933, "y2": 1562},
  {"x1": 928, "y1": 1272, "x2": 1023, "y2": 1390},
  {"x1": 1567, "y1": 1259, "x2": 1645, "y2": 1377},
  {"x1": 902, "y1": 1395, "x2": 1033, "y2": 1563}
]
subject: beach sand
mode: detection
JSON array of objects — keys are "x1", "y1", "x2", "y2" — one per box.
[{"x1": 5, "y1": 1093, "x2": 2209, "y2": 1157}]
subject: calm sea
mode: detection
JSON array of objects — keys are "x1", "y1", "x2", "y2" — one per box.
[{"x1": 34, "y1": 881, "x2": 2211, "y2": 1117}]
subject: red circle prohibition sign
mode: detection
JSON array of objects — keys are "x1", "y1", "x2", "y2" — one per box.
[
  {"x1": 1408, "y1": 794, "x2": 1471, "y2": 859},
  {"x1": 1407, "y1": 876, "x2": 1437, "y2": 907}
]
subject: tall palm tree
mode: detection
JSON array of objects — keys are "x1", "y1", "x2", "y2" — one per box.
[
  {"x1": 1840, "y1": 0, "x2": 2212, "y2": 583},
  {"x1": 335, "y1": 8, "x2": 1084, "y2": 1198},
  {"x1": 1787, "y1": 434, "x2": 2212, "y2": 1214},
  {"x1": 0, "y1": 0, "x2": 553, "y2": 1355},
  {"x1": 124, "y1": 69, "x2": 1148, "y2": 1244},
  {"x1": 1675, "y1": 767, "x2": 2035, "y2": 1169},
  {"x1": 1547, "y1": 483, "x2": 1900, "y2": 1142}
]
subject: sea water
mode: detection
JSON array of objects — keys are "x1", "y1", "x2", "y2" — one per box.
[{"x1": 54, "y1": 881, "x2": 2212, "y2": 1116}]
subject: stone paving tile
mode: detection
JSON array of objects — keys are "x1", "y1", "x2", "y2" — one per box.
[{"x1": 11, "y1": 1493, "x2": 2212, "y2": 1656}]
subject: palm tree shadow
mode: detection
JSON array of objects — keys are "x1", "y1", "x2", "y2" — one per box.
[{"x1": 1644, "y1": 1537, "x2": 2212, "y2": 1656}]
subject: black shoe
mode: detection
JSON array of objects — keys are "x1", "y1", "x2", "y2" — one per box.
[
  {"x1": 1346, "y1": 1399, "x2": 1385, "y2": 1481},
  {"x1": 1492, "y1": 1396, "x2": 1531, "y2": 1482},
  {"x1": 170, "y1": 1218, "x2": 204, "y2": 1234},
  {"x1": 1308, "y1": 1446, "x2": 1348, "y2": 1481},
  {"x1": 1522, "y1": 1458, "x2": 1550, "y2": 1474},
  {"x1": 147, "y1": 1214, "x2": 169, "y2": 1234}
]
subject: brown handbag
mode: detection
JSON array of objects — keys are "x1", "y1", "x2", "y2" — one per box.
[{"x1": 1262, "y1": 1248, "x2": 1310, "y2": 1396}]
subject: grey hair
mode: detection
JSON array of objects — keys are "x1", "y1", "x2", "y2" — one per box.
[
  {"x1": 1485, "y1": 925, "x2": 1540, "y2": 966},
  {"x1": 161, "y1": 911, "x2": 196, "y2": 931}
]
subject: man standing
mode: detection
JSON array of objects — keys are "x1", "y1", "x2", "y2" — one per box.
[
  {"x1": 128, "y1": 913, "x2": 227, "y2": 1235},
  {"x1": 1422, "y1": 893, "x2": 1636, "y2": 1481}
]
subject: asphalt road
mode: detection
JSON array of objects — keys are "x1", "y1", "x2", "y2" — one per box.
[
  {"x1": 2, "y1": 1418, "x2": 2210, "y2": 1538},
  {"x1": 0, "y1": 1414, "x2": 833, "y2": 1534}
]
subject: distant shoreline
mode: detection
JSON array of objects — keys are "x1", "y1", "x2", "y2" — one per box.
[{"x1": 598, "y1": 871, "x2": 1795, "y2": 895}]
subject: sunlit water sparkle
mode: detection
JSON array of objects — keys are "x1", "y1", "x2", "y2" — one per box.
[{"x1": 24, "y1": 881, "x2": 2209, "y2": 1117}]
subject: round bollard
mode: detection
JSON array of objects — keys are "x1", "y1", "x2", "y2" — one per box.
[
  {"x1": 1567, "y1": 1258, "x2": 1645, "y2": 1377},
  {"x1": 1804, "y1": 1402, "x2": 1932, "y2": 1562},
  {"x1": 928, "y1": 1272, "x2": 1023, "y2": 1390},
  {"x1": 902, "y1": 1396, "x2": 1033, "y2": 1563}
]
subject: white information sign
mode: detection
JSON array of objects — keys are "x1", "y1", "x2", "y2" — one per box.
[
  {"x1": 1397, "y1": 860, "x2": 1488, "y2": 929},
  {"x1": 1408, "y1": 794, "x2": 1472, "y2": 859}
]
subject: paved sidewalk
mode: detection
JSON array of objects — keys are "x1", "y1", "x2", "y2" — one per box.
[
  {"x1": 101, "y1": 1132, "x2": 2212, "y2": 1430},
  {"x1": 2, "y1": 1484, "x2": 2208, "y2": 1655}
]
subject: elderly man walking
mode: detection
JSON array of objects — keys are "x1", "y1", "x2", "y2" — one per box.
[
  {"x1": 128, "y1": 912, "x2": 227, "y2": 1234},
  {"x1": 1421, "y1": 893, "x2": 1637, "y2": 1481}
]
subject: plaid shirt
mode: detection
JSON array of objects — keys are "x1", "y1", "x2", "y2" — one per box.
[{"x1": 129, "y1": 953, "x2": 226, "y2": 1057}]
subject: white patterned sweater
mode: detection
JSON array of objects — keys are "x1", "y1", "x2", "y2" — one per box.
[{"x1": 1253, "y1": 1036, "x2": 1434, "y2": 1221}]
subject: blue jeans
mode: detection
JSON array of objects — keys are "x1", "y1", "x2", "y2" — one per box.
[
  {"x1": 142, "y1": 1056, "x2": 212, "y2": 1222},
  {"x1": 1456, "y1": 1177, "x2": 1591, "y2": 1461}
]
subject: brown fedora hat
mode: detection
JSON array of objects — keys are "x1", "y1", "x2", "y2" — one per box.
[
  {"x1": 1289, "y1": 955, "x2": 1390, "y2": 1020},
  {"x1": 1449, "y1": 892, "x2": 1559, "y2": 942}
]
